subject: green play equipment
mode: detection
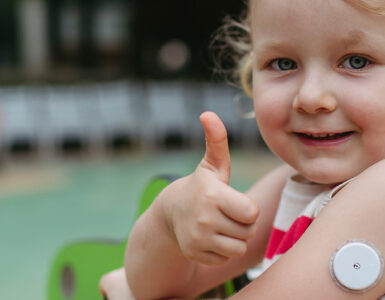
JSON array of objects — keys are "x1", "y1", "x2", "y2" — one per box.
[{"x1": 47, "y1": 175, "x2": 248, "y2": 300}]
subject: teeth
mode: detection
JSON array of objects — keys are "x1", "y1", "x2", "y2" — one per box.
[
  {"x1": 309, "y1": 133, "x2": 332, "y2": 138},
  {"x1": 296, "y1": 131, "x2": 353, "y2": 140},
  {"x1": 299, "y1": 132, "x2": 352, "y2": 140}
]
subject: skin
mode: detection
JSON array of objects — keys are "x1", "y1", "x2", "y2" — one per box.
[
  {"x1": 99, "y1": 269, "x2": 134, "y2": 300},
  {"x1": 121, "y1": 112, "x2": 294, "y2": 298},
  {"x1": 100, "y1": 0, "x2": 385, "y2": 298},
  {"x1": 100, "y1": 112, "x2": 293, "y2": 298},
  {"x1": 252, "y1": 0, "x2": 385, "y2": 184}
]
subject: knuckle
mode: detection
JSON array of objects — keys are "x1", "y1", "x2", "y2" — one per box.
[
  {"x1": 187, "y1": 231, "x2": 199, "y2": 246},
  {"x1": 188, "y1": 227, "x2": 206, "y2": 246},
  {"x1": 189, "y1": 234, "x2": 201, "y2": 246},
  {"x1": 196, "y1": 215, "x2": 212, "y2": 229},
  {"x1": 244, "y1": 202, "x2": 259, "y2": 223},
  {"x1": 201, "y1": 185, "x2": 219, "y2": 202},
  {"x1": 232, "y1": 241, "x2": 247, "y2": 257}
]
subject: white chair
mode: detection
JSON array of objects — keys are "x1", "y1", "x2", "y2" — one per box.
[
  {"x1": 45, "y1": 85, "x2": 89, "y2": 154},
  {"x1": 96, "y1": 81, "x2": 141, "y2": 151},
  {"x1": 142, "y1": 81, "x2": 191, "y2": 149},
  {"x1": 0, "y1": 86, "x2": 40, "y2": 155}
]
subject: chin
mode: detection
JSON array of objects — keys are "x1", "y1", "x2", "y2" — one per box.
[{"x1": 298, "y1": 167, "x2": 354, "y2": 185}]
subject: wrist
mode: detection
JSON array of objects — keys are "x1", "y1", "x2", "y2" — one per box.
[{"x1": 153, "y1": 182, "x2": 180, "y2": 245}]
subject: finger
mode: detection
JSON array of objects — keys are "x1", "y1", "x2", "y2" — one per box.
[
  {"x1": 99, "y1": 268, "x2": 134, "y2": 300},
  {"x1": 207, "y1": 234, "x2": 248, "y2": 258},
  {"x1": 217, "y1": 185, "x2": 259, "y2": 225},
  {"x1": 99, "y1": 275, "x2": 108, "y2": 296},
  {"x1": 192, "y1": 251, "x2": 229, "y2": 266},
  {"x1": 216, "y1": 216, "x2": 259, "y2": 241},
  {"x1": 200, "y1": 111, "x2": 231, "y2": 183}
]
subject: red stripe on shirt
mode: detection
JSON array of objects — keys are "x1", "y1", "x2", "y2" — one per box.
[
  {"x1": 265, "y1": 227, "x2": 286, "y2": 259},
  {"x1": 265, "y1": 216, "x2": 314, "y2": 259}
]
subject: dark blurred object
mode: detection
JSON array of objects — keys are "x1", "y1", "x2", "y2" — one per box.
[
  {"x1": 47, "y1": 0, "x2": 132, "y2": 76},
  {"x1": 2, "y1": 0, "x2": 242, "y2": 82},
  {"x1": 131, "y1": 0, "x2": 242, "y2": 80},
  {"x1": 0, "y1": 0, "x2": 19, "y2": 68}
]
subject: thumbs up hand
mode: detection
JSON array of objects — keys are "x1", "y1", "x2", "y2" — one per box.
[{"x1": 160, "y1": 112, "x2": 260, "y2": 266}]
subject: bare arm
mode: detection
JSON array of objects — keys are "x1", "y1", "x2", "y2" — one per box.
[
  {"x1": 102, "y1": 160, "x2": 385, "y2": 299},
  {"x1": 124, "y1": 112, "x2": 295, "y2": 299},
  {"x1": 230, "y1": 160, "x2": 385, "y2": 299},
  {"x1": 180, "y1": 163, "x2": 295, "y2": 296},
  {"x1": 124, "y1": 163, "x2": 293, "y2": 299}
]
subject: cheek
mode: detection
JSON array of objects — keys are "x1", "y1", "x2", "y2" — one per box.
[
  {"x1": 338, "y1": 76, "x2": 385, "y2": 129},
  {"x1": 253, "y1": 90, "x2": 292, "y2": 155},
  {"x1": 342, "y1": 90, "x2": 385, "y2": 133},
  {"x1": 253, "y1": 83, "x2": 291, "y2": 131},
  {"x1": 359, "y1": 109, "x2": 385, "y2": 160},
  {"x1": 254, "y1": 104, "x2": 282, "y2": 135},
  {"x1": 339, "y1": 83, "x2": 385, "y2": 160}
]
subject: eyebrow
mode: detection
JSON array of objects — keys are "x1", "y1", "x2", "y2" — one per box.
[
  {"x1": 256, "y1": 30, "x2": 368, "y2": 52},
  {"x1": 255, "y1": 42, "x2": 293, "y2": 53},
  {"x1": 341, "y1": 30, "x2": 367, "y2": 49}
]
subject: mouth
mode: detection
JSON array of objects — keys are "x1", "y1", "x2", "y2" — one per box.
[
  {"x1": 294, "y1": 131, "x2": 355, "y2": 147},
  {"x1": 295, "y1": 131, "x2": 355, "y2": 141}
]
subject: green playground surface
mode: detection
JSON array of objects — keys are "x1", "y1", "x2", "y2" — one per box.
[{"x1": 0, "y1": 149, "x2": 280, "y2": 300}]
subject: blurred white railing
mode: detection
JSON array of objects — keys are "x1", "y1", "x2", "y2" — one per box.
[{"x1": 0, "y1": 80, "x2": 260, "y2": 157}]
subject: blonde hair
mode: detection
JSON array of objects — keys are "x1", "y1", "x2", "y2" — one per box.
[
  {"x1": 211, "y1": 7, "x2": 252, "y2": 97},
  {"x1": 344, "y1": 0, "x2": 385, "y2": 14},
  {"x1": 214, "y1": 0, "x2": 385, "y2": 98}
]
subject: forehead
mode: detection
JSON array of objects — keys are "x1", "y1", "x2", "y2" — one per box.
[{"x1": 251, "y1": 0, "x2": 385, "y2": 49}]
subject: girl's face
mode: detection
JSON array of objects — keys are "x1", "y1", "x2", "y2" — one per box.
[{"x1": 251, "y1": 0, "x2": 385, "y2": 184}]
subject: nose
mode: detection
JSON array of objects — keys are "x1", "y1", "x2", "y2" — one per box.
[{"x1": 293, "y1": 70, "x2": 337, "y2": 114}]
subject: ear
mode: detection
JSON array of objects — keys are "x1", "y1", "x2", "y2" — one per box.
[{"x1": 241, "y1": 52, "x2": 254, "y2": 99}]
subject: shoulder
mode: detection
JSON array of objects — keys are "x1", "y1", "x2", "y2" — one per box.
[
  {"x1": 231, "y1": 160, "x2": 385, "y2": 299},
  {"x1": 352, "y1": 159, "x2": 385, "y2": 187},
  {"x1": 331, "y1": 159, "x2": 385, "y2": 206}
]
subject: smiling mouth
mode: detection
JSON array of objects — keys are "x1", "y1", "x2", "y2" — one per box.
[{"x1": 295, "y1": 131, "x2": 354, "y2": 140}]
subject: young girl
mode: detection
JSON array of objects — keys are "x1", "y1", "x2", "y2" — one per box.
[{"x1": 100, "y1": 0, "x2": 385, "y2": 298}]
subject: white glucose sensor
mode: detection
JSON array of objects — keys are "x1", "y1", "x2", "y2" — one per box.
[{"x1": 330, "y1": 240, "x2": 384, "y2": 293}]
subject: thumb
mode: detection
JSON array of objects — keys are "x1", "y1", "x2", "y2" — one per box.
[{"x1": 200, "y1": 111, "x2": 231, "y2": 183}]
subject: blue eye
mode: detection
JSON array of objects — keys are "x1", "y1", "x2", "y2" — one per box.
[
  {"x1": 271, "y1": 58, "x2": 297, "y2": 71},
  {"x1": 341, "y1": 56, "x2": 370, "y2": 70}
]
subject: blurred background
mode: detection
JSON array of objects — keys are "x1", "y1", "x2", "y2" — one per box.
[{"x1": 0, "y1": 1, "x2": 280, "y2": 299}]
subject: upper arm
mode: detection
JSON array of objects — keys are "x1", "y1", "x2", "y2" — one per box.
[{"x1": 231, "y1": 160, "x2": 385, "y2": 299}]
